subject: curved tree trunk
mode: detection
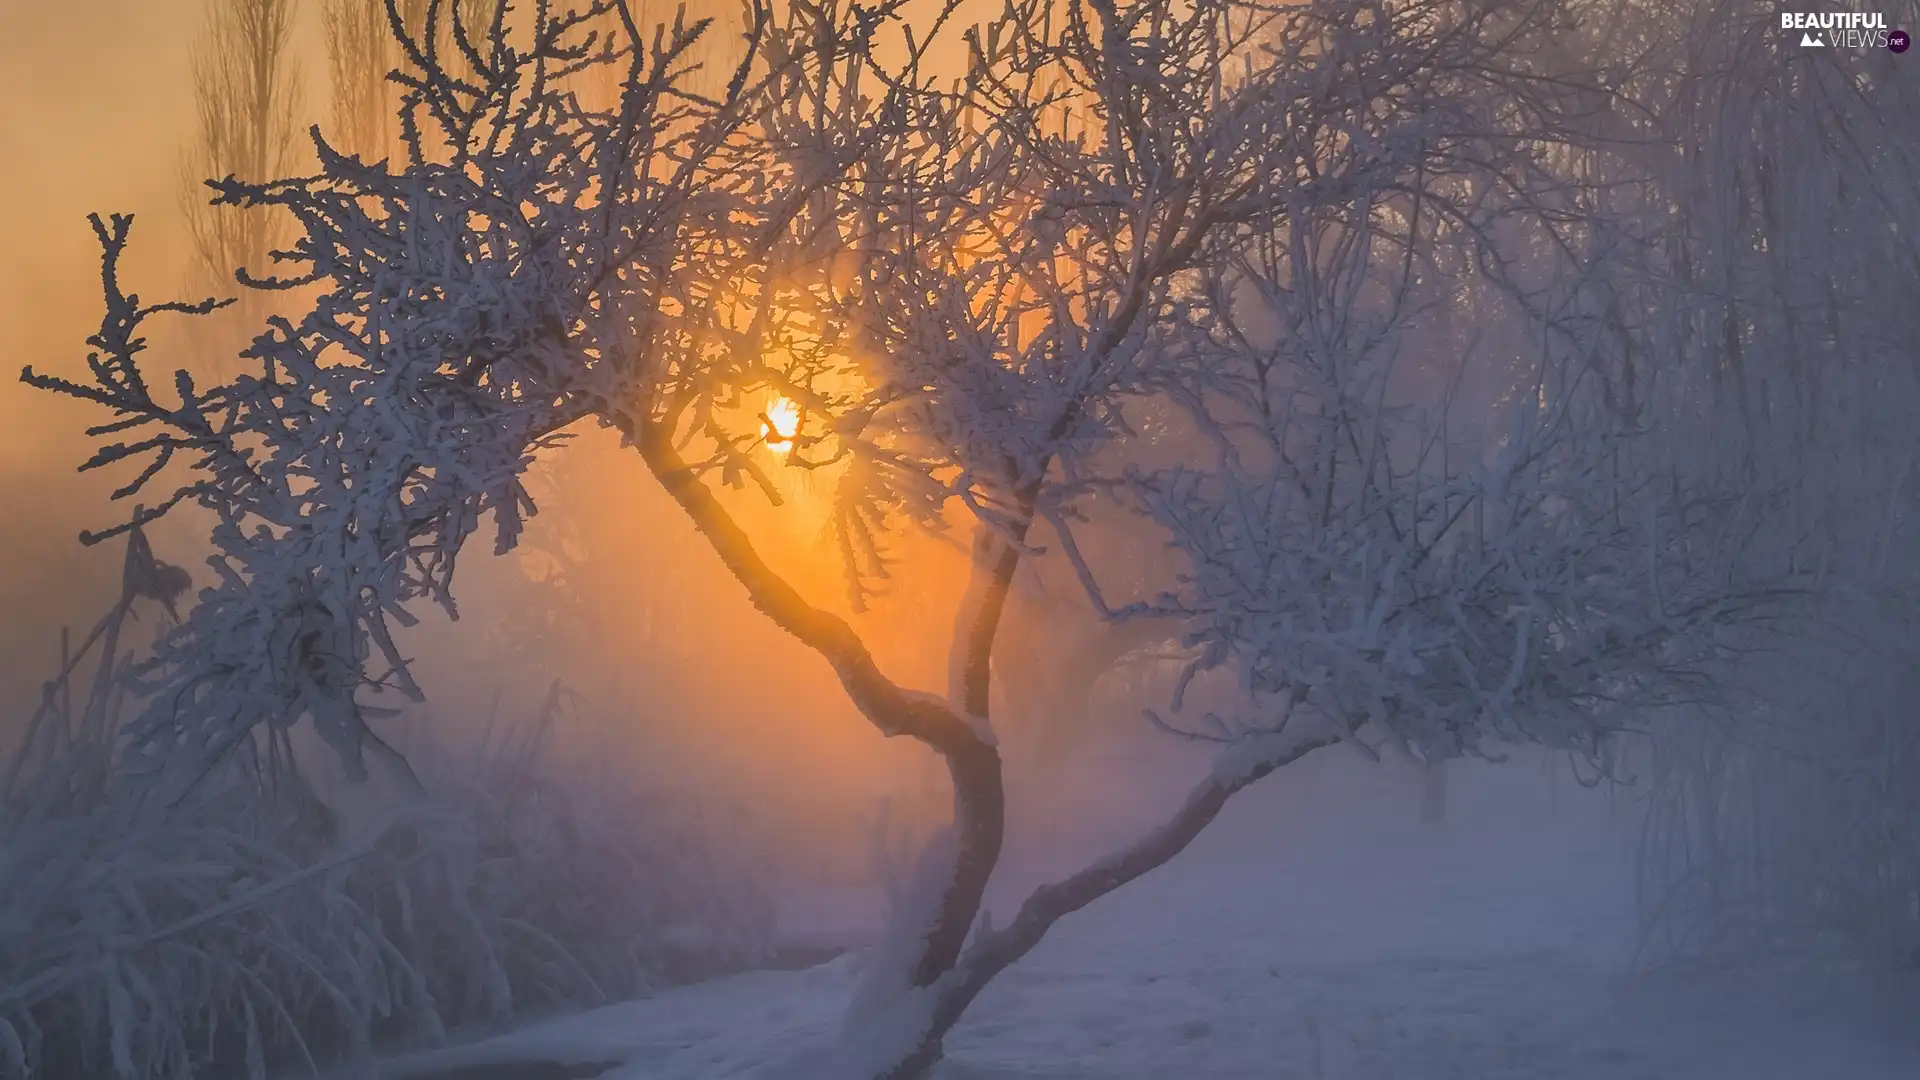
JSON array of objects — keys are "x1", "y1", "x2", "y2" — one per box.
[
  {"x1": 636, "y1": 421, "x2": 1012, "y2": 1000},
  {"x1": 634, "y1": 414, "x2": 1290, "y2": 1079}
]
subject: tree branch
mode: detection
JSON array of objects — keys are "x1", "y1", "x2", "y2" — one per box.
[{"x1": 898, "y1": 730, "x2": 1339, "y2": 1076}]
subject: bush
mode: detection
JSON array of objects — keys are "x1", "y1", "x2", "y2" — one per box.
[{"x1": 0, "y1": 591, "x2": 775, "y2": 1080}]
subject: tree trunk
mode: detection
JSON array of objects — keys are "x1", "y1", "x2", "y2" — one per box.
[
  {"x1": 636, "y1": 421, "x2": 1011, "y2": 999},
  {"x1": 910, "y1": 739, "x2": 1005, "y2": 987},
  {"x1": 857, "y1": 731, "x2": 1339, "y2": 1078},
  {"x1": 637, "y1": 426, "x2": 1278, "y2": 1078}
]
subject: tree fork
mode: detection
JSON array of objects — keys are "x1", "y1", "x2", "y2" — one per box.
[
  {"x1": 917, "y1": 497, "x2": 1047, "y2": 987},
  {"x1": 875, "y1": 731, "x2": 1341, "y2": 1078},
  {"x1": 631, "y1": 413, "x2": 1010, "y2": 992}
]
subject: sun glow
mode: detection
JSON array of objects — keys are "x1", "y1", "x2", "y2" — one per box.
[{"x1": 761, "y1": 395, "x2": 801, "y2": 455}]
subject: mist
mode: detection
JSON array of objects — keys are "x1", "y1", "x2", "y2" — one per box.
[
  {"x1": 1, "y1": 2, "x2": 1916, "y2": 1079},
  {"x1": 0, "y1": 2, "x2": 193, "y2": 715}
]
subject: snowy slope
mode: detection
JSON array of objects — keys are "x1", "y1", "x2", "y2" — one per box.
[{"x1": 377, "y1": 755, "x2": 1920, "y2": 1080}]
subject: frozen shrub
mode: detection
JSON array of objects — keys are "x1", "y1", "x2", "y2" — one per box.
[{"x1": 0, "y1": 571, "x2": 774, "y2": 1080}]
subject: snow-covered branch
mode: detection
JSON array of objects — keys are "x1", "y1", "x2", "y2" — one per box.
[
  {"x1": 22, "y1": 2, "x2": 1820, "y2": 1076},
  {"x1": 25, "y1": 0, "x2": 789, "y2": 798}
]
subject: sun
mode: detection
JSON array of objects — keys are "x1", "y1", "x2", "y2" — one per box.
[{"x1": 761, "y1": 395, "x2": 800, "y2": 456}]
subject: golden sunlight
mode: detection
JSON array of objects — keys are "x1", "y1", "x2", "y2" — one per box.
[{"x1": 762, "y1": 395, "x2": 801, "y2": 456}]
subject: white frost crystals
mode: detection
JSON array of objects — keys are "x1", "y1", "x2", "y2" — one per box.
[
  {"x1": 18, "y1": 0, "x2": 1820, "y2": 1076},
  {"x1": 21, "y1": 1, "x2": 769, "y2": 802},
  {"x1": 1126, "y1": 201, "x2": 1779, "y2": 774}
]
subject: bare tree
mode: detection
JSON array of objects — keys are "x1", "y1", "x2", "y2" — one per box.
[
  {"x1": 30, "y1": 1, "x2": 1794, "y2": 1075},
  {"x1": 323, "y1": 0, "x2": 394, "y2": 159},
  {"x1": 180, "y1": 0, "x2": 305, "y2": 337}
]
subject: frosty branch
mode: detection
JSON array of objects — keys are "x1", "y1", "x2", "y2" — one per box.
[{"x1": 26, "y1": 1, "x2": 1796, "y2": 1076}]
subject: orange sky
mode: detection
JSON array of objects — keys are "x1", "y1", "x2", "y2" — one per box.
[
  {"x1": 0, "y1": 1, "x2": 978, "y2": 819},
  {"x1": 0, "y1": 1, "x2": 199, "y2": 463},
  {"x1": 0, "y1": 2, "x2": 205, "y2": 716}
]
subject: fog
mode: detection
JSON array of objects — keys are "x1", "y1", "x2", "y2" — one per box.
[
  {"x1": 0, "y1": 3, "x2": 193, "y2": 713},
  {"x1": 0, "y1": 0, "x2": 1600, "y2": 895},
  {"x1": 0, "y1": 0, "x2": 1004, "y2": 890},
  {"x1": 1, "y1": 3, "x2": 1915, "y2": 1078}
]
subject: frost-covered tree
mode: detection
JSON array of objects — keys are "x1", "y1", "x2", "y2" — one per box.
[
  {"x1": 1590, "y1": 0, "x2": 1920, "y2": 969},
  {"x1": 26, "y1": 0, "x2": 1791, "y2": 1074}
]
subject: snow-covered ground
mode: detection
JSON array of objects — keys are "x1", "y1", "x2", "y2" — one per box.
[{"x1": 377, "y1": 751, "x2": 1920, "y2": 1080}]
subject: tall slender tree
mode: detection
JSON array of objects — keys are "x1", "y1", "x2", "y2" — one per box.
[
  {"x1": 322, "y1": 0, "x2": 393, "y2": 160},
  {"x1": 179, "y1": 0, "x2": 305, "y2": 338}
]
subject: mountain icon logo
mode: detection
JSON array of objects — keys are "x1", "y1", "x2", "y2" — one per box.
[{"x1": 1801, "y1": 31, "x2": 1826, "y2": 46}]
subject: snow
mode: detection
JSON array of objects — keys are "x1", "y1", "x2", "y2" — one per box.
[
  {"x1": 843, "y1": 825, "x2": 956, "y2": 1027},
  {"x1": 375, "y1": 758, "x2": 1920, "y2": 1080}
]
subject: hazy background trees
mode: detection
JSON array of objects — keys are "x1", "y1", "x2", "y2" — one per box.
[
  {"x1": 180, "y1": 0, "x2": 305, "y2": 353},
  {"x1": 322, "y1": 0, "x2": 394, "y2": 157},
  {"x1": 1611, "y1": 0, "x2": 1920, "y2": 973},
  {"x1": 0, "y1": 0, "x2": 1916, "y2": 1075}
]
